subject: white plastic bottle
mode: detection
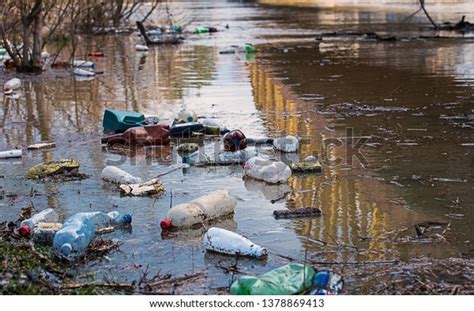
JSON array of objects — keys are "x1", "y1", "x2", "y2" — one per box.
[
  {"x1": 73, "y1": 60, "x2": 95, "y2": 68},
  {"x1": 135, "y1": 44, "x2": 149, "y2": 51},
  {"x1": 273, "y1": 135, "x2": 299, "y2": 153},
  {"x1": 53, "y1": 211, "x2": 131, "y2": 258},
  {"x1": 73, "y1": 68, "x2": 95, "y2": 77},
  {"x1": 101, "y1": 166, "x2": 142, "y2": 184},
  {"x1": 203, "y1": 227, "x2": 267, "y2": 258},
  {"x1": 20, "y1": 208, "x2": 59, "y2": 230},
  {"x1": 0, "y1": 149, "x2": 22, "y2": 159},
  {"x1": 244, "y1": 156, "x2": 291, "y2": 184},
  {"x1": 3, "y1": 78, "x2": 21, "y2": 94},
  {"x1": 161, "y1": 190, "x2": 236, "y2": 229}
]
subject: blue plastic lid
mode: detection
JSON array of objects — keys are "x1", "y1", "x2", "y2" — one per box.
[
  {"x1": 60, "y1": 243, "x2": 72, "y2": 256},
  {"x1": 122, "y1": 214, "x2": 132, "y2": 225},
  {"x1": 313, "y1": 271, "x2": 330, "y2": 289}
]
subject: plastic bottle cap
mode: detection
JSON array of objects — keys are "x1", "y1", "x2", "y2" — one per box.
[
  {"x1": 313, "y1": 271, "x2": 330, "y2": 289},
  {"x1": 19, "y1": 226, "x2": 31, "y2": 237},
  {"x1": 123, "y1": 214, "x2": 132, "y2": 225},
  {"x1": 61, "y1": 243, "x2": 72, "y2": 256},
  {"x1": 160, "y1": 219, "x2": 172, "y2": 230}
]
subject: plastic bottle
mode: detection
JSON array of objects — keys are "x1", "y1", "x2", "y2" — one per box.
[
  {"x1": 146, "y1": 29, "x2": 162, "y2": 36},
  {"x1": 178, "y1": 110, "x2": 198, "y2": 123},
  {"x1": 199, "y1": 118, "x2": 224, "y2": 135},
  {"x1": 85, "y1": 211, "x2": 132, "y2": 228},
  {"x1": 73, "y1": 60, "x2": 95, "y2": 68},
  {"x1": 0, "y1": 149, "x2": 22, "y2": 159},
  {"x1": 244, "y1": 156, "x2": 291, "y2": 184},
  {"x1": 20, "y1": 208, "x2": 59, "y2": 230},
  {"x1": 194, "y1": 27, "x2": 209, "y2": 34},
  {"x1": 41, "y1": 51, "x2": 50, "y2": 59},
  {"x1": 4, "y1": 78, "x2": 21, "y2": 94},
  {"x1": 32, "y1": 222, "x2": 62, "y2": 245},
  {"x1": 203, "y1": 227, "x2": 267, "y2": 258},
  {"x1": 73, "y1": 68, "x2": 95, "y2": 77},
  {"x1": 170, "y1": 122, "x2": 203, "y2": 137},
  {"x1": 135, "y1": 44, "x2": 149, "y2": 52},
  {"x1": 182, "y1": 149, "x2": 257, "y2": 166},
  {"x1": 101, "y1": 166, "x2": 142, "y2": 184},
  {"x1": 310, "y1": 271, "x2": 344, "y2": 295},
  {"x1": 52, "y1": 214, "x2": 95, "y2": 258},
  {"x1": 273, "y1": 135, "x2": 299, "y2": 153},
  {"x1": 53, "y1": 211, "x2": 132, "y2": 258},
  {"x1": 217, "y1": 149, "x2": 257, "y2": 165},
  {"x1": 219, "y1": 45, "x2": 238, "y2": 54},
  {"x1": 244, "y1": 43, "x2": 256, "y2": 53},
  {"x1": 160, "y1": 190, "x2": 236, "y2": 229}
]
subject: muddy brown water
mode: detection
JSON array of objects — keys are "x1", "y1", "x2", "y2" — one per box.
[{"x1": 0, "y1": 1, "x2": 473, "y2": 293}]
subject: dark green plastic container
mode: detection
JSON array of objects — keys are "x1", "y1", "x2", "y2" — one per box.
[
  {"x1": 170, "y1": 121, "x2": 204, "y2": 137},
  {"x1": 102, "y1": 109, "x2": 148, "y2": 133}
]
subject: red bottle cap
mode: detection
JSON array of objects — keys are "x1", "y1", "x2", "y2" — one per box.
[
  {"x1": 19, "y1": 226, "x2": 31, "y2": 237},
  {"x1": 160, "y1": 219, "x2": 172, "y2": 230}
]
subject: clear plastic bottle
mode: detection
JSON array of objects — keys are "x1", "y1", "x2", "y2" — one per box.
[
  {"x1": 81, "y1": 211, "x2": 132, "y2": 228},
  {"x1": 20, "y1": 208, "x2": 59, "y2": 230},
  {"x1": 53, "y1": 211, "x2": 131, "y2": 258}
]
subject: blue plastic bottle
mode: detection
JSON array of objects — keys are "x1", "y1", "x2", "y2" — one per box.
[
  {"x1": 310, "y1": 271, "x2": 344, "y2": 295},
  {"x1": 53, "y1": 211, "x2": 132, "y2": 259}
]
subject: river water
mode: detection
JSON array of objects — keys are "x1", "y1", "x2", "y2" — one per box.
[{"x1": 0, "y1": 0, "x2": 473, "y2": 294}]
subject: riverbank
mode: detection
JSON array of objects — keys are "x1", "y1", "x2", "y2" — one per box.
[{"x1": 2, "y1": 226, "x2": 472, "y2": 294}]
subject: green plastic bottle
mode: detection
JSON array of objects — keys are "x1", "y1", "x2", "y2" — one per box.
[
  {"x1": 230, "y1": 263, "x2": 315, "y2": 295},
  {"x1": 244, "y1": 43, "x2": 256, "y2": 53},
  {"x1": 194, "y1": 27, "x2": 209, "y2": 34}
]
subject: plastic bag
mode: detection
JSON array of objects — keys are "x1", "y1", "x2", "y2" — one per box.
[
  {"x1": 244, "y1": 157, "x2": 291, "y2": 184},
  {"x1": 230, "y1": 263, "x2": 315, "y2": 295}
]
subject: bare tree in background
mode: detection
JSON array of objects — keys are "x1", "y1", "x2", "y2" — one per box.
[
  {"x1": 1, "y1": 0, "x2": 44, "y2": 72},
  {"x1": 403, "y1": 0, "x2": 438, "y2": 29},
  {"x1": 0, "y1": 0, "x2": 162, "y2": 72}
]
